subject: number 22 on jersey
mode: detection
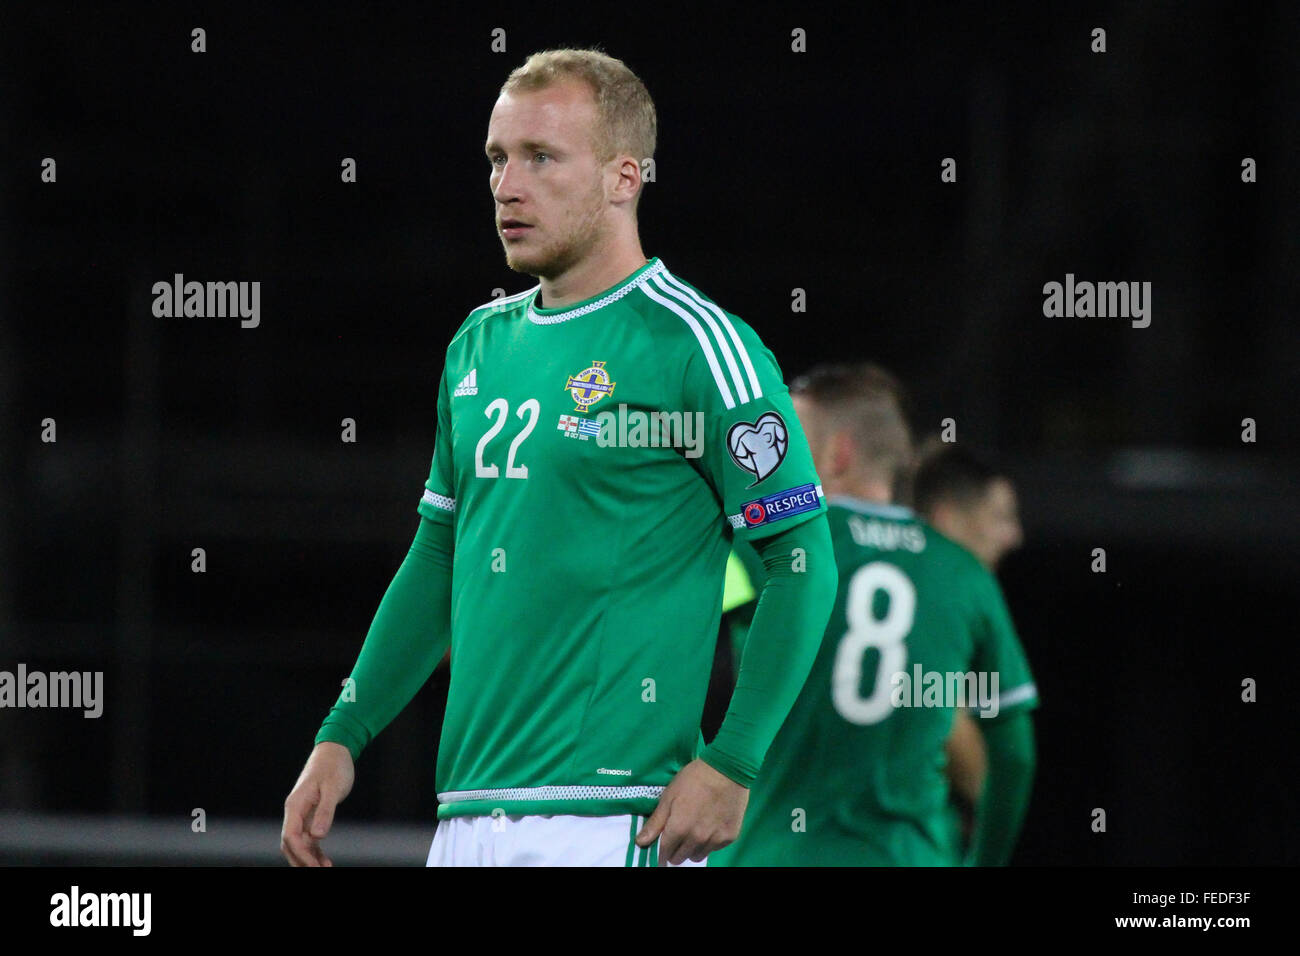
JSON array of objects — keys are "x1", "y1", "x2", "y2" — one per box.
[{"x1": 474, "y1": 398, "x2": 539, "y2": 479}]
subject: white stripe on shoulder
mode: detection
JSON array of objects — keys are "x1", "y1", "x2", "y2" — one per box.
[
  {"x1": 658, "y1": 269, "x2": 762, "y2": 401},
  {"x1": 651, "y1": 274, "x2": 750, "y2": 405},
  {"x1": 639, "y1": 279, "x2": 736, "y2": 409},
  {"x1": 471, "y1": 285, "x2": 538, "y2": 314}
]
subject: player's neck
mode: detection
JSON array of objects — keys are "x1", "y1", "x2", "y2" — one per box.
[
  {"x1": 536, "y1": 241, "x2": 649, "y2": 309},
  {"x1": 824, "y1": 477, "x2": 893, "y2": 506}
]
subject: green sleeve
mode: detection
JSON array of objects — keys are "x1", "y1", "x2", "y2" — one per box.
[
  {"x1": 678, "y1": 309, "x2": 827, "y2": 544},
  {"x1": 724, "y1": 539, "x2": 766, "y2": 668},
  {"x1": 967, "y1": 710, "x2": 1036, "y2": 866},
  {"x1": 969, "y1": 566, "x2": 1038, "y2": 719},
  {"x1": 699, "y1": 514, "x2": 837, "y2": 787},
  {"x1": 314, "y1": 514, "x2": 453, "y2": 761}
]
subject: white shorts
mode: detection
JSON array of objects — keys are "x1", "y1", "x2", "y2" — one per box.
[{"x1": 426, "y1": 813, "x2": 709, "y2": 867}]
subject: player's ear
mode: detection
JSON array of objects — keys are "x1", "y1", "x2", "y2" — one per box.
[
  {"x1": 831, "y1": 429, "x2": 854, "y2": 479},
  {"x1": 931, "y1": 500, "x2": 960, "y2": 532},
  {"x1": 612, "y1": 154, "x2": 642, "y2": 204}
]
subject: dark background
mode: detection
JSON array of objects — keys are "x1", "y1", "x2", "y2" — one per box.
[{"x1": 1, "y1": 1, "x2": 1296, "y2": 865}]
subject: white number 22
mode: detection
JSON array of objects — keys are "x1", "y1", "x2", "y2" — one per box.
[{"x1": 474, "y1": 398, "x2": 539, "y2": 479}]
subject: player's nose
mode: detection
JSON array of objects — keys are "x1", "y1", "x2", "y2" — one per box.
[{"x1": 492, "y1": 160, "x2": 524, "y2": 203}]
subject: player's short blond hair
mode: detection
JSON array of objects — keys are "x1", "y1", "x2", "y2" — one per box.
[
  {"x1": 790, "y1": 363, "x2": 915, "y2": 496},
  {"x1": 501, "y1": 48, "x2": 656, "y2": 209}
]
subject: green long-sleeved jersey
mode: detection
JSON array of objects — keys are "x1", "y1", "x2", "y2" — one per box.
[
  {"x1": 713, "y1": 498, "x2": 1038, "y2": 865},
  {"x1": 317, "y1": 257, "x2": 837, "y2": 820}
]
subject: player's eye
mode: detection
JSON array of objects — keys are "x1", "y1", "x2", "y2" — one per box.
[
  {"x1": 489, "y1": 154, "x2": 505, "y2": 167},
  {"x1": 533, "y1": 151, "x2": 550, "y2": 164}
]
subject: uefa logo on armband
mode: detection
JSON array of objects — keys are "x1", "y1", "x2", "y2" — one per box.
[{"x1": 737, "y1": 483, "x2": 821, "y2": 529}]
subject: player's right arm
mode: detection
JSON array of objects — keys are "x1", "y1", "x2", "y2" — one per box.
[
  {"x1": 281, "y1": 365, "x2": 458, "y2": 867},
  {"x1": 968, "y1": 709, "x2": 1035, "y2": 866},
  {"x1": 638, "y1": 315, "x2": 837, "y2": 864},
  {"x1": 944, "y1": 708, "x2": 988, "y2": 847},
  {"x1": 946, "y1": 709, "x2": 988, "y2": 803}
]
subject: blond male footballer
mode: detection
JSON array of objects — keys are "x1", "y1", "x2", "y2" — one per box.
[{"x1": 281, "y1": 48, "x2": 836, "y2": 867}]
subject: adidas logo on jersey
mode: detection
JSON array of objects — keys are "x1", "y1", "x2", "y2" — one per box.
[{"x1": 453, "y1": 369, "x2": 478, "y2": 396}]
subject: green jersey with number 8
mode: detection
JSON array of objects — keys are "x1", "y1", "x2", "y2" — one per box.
[{"x1": 711, "y1": 497, "x2": 1037, "y2": 866}]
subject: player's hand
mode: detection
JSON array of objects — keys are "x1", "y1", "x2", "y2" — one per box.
[
  {"x1": 281, "y1": 741, "x2": 355, "y2": 867},
  {"x1": 636, "y1": 758, "x2": 748, "y2": 866}
]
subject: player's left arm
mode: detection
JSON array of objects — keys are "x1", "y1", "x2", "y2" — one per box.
[
  {"x1": 641, "y1": 518, "x2": 835, "y2": 865},
  {"x1": 965, "y1": 569, "x2": 1039, "y2": 866},
  {"x1": 968, "y1": 710, "x2": 1036, "y2": 866},
  {"x1": 945, "y1": 708, "x2": 988, "y2": 847},
  {"x1": 638, "y1": 313, "x2": 836, "y2": 864},
  {"x1": 700, "y1": 518, "x2": 835, "y2": 786}
]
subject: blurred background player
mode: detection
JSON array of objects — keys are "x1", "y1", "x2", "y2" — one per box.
[
  {"x1": 712, "y1": 363, "x2": 1037, "y2": 866},
  {"x1": 913, "y1": 440, "x2": 1026, "y2": 854},
  {"x1": 913, "y1": 439, "x2": 1024, "y2": 572}
]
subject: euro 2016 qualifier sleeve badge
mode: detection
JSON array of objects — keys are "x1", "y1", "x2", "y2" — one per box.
[
  {"x1": 727, "y1": 411, "x2": 789, "y2": 486},
  {"x1": 564, "y1": 360, "x2": 617, "y2": 414}
]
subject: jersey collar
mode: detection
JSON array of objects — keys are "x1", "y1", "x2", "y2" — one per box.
[
  {"x1": 827, "y1": 495, "x2": 915, "y2": 520},
  {"x1": 526, "y1": 258, "x2": 665, "y2": 325}
]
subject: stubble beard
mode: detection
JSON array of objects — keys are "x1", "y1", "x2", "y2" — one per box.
[{"x1": 504, "y1": 185, "x2": 607, "y2": 281}]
